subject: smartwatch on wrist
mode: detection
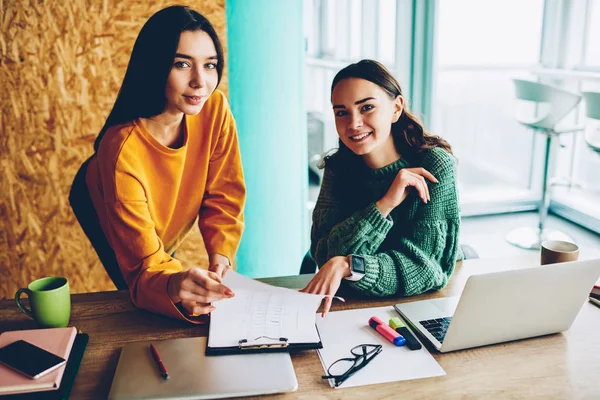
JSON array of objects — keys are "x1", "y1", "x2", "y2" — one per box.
[{"x1": 344, "y1": 254, "x2": 366, "y2": 282}]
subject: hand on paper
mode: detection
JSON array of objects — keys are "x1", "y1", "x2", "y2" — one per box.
[
  {"x1": 167, "y1": 267, "x2": 235, "y2": 316},
  {"x1": 376, "y1": 167, "x2": 438, "y2": 217},
  {"x1": 208, "y1": 253, "x2": 231, "y2": 279},
  {"x1": 300, "y1": 256, "x2": 351, "y2": 317}
]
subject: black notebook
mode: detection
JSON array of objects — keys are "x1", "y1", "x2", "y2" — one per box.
[{"x1": 2, "y1": 333, "x2": 89, "y2": 400}]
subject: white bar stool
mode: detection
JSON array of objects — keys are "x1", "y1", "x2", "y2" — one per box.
[{"x1": 506, "y1": 79, "x2": 582, "y2": 250}]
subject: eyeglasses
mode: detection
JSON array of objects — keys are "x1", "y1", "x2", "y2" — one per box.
[{"x1": 322, "y1": 344, "x2": 383, "y2": 387}]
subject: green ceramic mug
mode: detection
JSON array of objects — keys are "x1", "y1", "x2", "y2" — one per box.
[{"x1": 15, "y1": 276, "x2": 71, "y2": 328}]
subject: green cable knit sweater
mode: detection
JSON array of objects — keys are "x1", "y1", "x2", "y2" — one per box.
[{"x1": 311, "y1": 146, "x2": 462, "y2": 297}]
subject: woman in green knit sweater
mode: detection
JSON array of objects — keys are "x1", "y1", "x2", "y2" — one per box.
[{"x1": 301, "y1": 60, "x2": 461, "y2": 315}]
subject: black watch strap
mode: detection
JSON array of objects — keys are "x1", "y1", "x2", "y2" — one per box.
[{"x1": 345, "y1": 254, "x2": 366, "y2": 282}]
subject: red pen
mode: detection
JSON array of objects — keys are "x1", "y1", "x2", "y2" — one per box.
[{"x1": 150, "y1": 344, "x2": 169, "y2": 380}]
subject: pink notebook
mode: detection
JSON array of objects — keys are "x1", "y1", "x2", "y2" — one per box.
[{"x1": 0, "y1": 327, "x2": 77, "y2": 395}]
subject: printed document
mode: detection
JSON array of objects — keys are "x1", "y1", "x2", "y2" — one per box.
[{"x1": 208, "y1": 271, "x2": 324, "y2": 348}]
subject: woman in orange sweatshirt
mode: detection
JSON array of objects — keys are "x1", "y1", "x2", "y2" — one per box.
[{"x1": 86, "y1": 6, "x2": 245, "y2": 322}]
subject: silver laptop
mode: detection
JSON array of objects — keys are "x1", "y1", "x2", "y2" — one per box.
[
  {"x1": 394, "y1": 259, "x2": 600, "y2": 353},
  {"x1": 108, "y1": 337, "x2": 297, "y2": 400}
]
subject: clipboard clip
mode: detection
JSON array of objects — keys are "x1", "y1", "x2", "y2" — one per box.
[{"x1": 238, "y1": 336, "x2": 289, "y2": 350}]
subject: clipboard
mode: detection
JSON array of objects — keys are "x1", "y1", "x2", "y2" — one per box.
[
  {"x1": 206, "y1": 271, "x2": 327, "y2": 356},
  {"x1": 206, "y1": 330, "x2": 323, "y2": 356}
]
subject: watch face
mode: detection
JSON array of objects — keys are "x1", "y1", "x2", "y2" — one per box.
[{"x1": 352, "y1": 256, "x2": 366, "y2": 274}]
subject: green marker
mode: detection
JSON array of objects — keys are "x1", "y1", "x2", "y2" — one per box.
[{"x1": 389, "y1": 317, "x2": 422, "y2": 350}]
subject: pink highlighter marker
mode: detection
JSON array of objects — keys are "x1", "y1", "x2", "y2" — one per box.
[{"x1": 369, "y1": 316, "x2": 406, "y2": 346}]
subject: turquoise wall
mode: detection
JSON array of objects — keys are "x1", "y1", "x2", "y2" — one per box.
[{"x1": 226, "y1": 0, "x2": 307, "y2": 278}]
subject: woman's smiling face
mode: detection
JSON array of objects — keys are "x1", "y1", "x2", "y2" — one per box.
[{"x1": 331, "y1": 77, "x2": 404, "y2": 161}]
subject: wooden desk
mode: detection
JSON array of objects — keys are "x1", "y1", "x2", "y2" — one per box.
[{"x1": 1, "y1": 256, "x2": 599, "y2": 399}]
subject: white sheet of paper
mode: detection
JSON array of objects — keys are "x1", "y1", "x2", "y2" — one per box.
[
  {"x1": 316, "y1": 306, "x2": 445, "y2": 389},
  {"x1": 208, "y1": 271, "x2": 324, "y2": 348}
]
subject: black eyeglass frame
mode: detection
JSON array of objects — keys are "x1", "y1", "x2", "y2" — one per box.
[{"x1": 322, "y1": 344, "x2": 383, "y2": 388}]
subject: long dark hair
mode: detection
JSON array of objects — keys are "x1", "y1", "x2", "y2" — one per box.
[
  {"x1": 323, "y1": 59, "x2": 452, "y2": 169},
  {"x1": 93, "y1": 6, "x2": 224, "y2": 151}
]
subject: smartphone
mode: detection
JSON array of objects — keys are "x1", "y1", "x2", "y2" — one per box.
[{"x1": 0, "y1": 340, "x2": 66, "y2": 379}]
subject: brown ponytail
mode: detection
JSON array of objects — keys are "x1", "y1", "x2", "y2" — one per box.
[{"x1": 393, "y1": 109, "x2": 452, "y2": 155}]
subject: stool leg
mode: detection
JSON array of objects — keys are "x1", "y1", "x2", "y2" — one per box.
[
  {"x1": 538, "y1": 134, "x2": 552, "y2": 233},
  {"x1": 506, "y1": 131, "x2": 574, "y2": 250}
]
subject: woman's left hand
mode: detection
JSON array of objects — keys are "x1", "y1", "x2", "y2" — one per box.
[{"x1": 300, "y1": 256, "x2": 351, "y2": 316}]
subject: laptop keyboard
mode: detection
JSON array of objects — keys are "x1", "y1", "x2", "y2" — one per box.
[{"x1": 419, "y1": 317, "x2": 452, "y2": 343}]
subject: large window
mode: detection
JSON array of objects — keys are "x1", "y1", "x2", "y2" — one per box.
[
  {"x1": 431, "y1": 0, "x2": 545, "y2": 212},
  {"x1": 583, "y1": 0, "x2": 600, "y2": 67},
  {"x1": 545, "y1": 0, "x2": 600, "y2": 229}
]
